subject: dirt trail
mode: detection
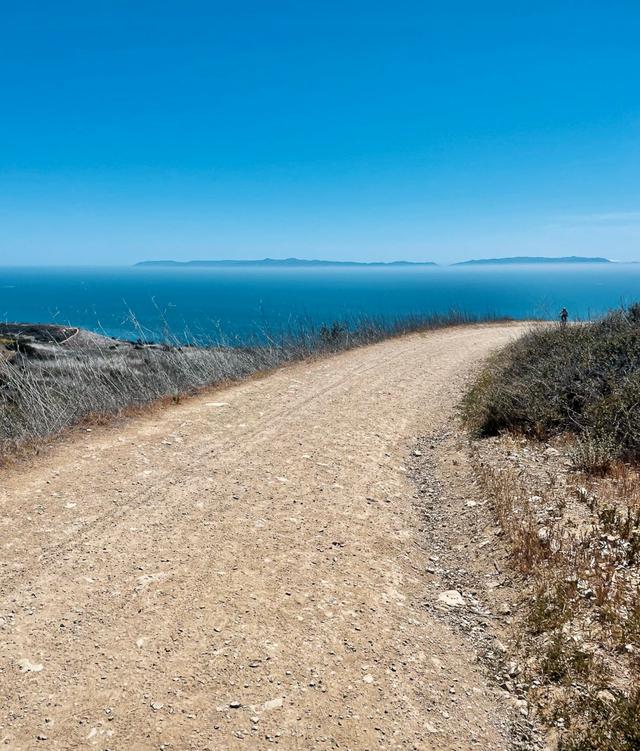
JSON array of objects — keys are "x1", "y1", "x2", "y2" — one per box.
[{"x1": 0, "y1": 323, "x2": 527, "y2": 750}]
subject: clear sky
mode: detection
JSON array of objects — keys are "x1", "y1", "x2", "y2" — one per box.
[{"x1": 1, "y1": 1, "x2": 639, "y2": 265}]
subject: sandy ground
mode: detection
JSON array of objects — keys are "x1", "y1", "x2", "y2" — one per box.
[{"x1": 0, "y1": 323, "x2": 527, "y2": 750}]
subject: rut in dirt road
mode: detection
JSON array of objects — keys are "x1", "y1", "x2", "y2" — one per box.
[{"x1": 0, "y1": 323, "x2": 526, "y2": 750}]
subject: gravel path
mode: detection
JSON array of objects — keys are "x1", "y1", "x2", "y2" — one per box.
[{"x1": 0, "y1": 323, "x2": 526, "y2": 750}]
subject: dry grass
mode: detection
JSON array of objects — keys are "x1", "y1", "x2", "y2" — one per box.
[
  {"x1": 0, "y1": 310, "x2": 489, "y2": 459},
  {"x1": 464, "y1": 304, "x2": 640, "y2": 751},
  {"x1": 466, "y1": 305, "x2": 640, "y2": 747},
  {"x1": 475, "y1": 458, "x2": 640, "y2": 750}
]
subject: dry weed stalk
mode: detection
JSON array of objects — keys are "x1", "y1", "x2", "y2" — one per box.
[
  {"x1": 476, "y1": 458, "x2": 640, "y2": 749},
  {"x1": 0, "y1": 310, "x2": 490, "y2": 458}
]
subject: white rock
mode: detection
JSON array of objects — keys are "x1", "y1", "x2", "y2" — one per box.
[
  {"x1": 17, "y1": 658, "x2": 43, "y2": 673},
  {"x1": 515, "y1": 699, "x2": 528, "y2": 716},
  {"x1": 438, "y1": 590, "x2": 465, "y2": 608},
  {"x1": 262, "y1": 697, "x2": 283, "y2": 711},
  {"x1": 136, "y1": 571, "x2": 168, "y2": 589}
]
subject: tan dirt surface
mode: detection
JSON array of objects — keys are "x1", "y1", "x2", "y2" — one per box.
[{"x1": 0, "y1": 323, "x2": 527, "y2": 750}]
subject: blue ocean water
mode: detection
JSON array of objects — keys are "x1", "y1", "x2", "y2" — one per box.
[{"x1": 1, "y1": 264, "x2": 639, "y2": 343}]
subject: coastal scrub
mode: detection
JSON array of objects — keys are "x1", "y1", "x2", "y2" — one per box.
[{"x1": 463, "y1": 304, "x2": 640, "y2": 469}]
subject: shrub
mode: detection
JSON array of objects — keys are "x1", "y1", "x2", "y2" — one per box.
[
  {"x1": 463, "y1": 306, "x2": 640, "y2": 467},
  {"x1": 559, "y1": 690, "x2": 640, "y2": 751}
]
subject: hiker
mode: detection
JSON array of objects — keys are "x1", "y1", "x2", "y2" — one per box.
[{"x1": 560, "y1": 307, "x2": 568, "y2": 327}]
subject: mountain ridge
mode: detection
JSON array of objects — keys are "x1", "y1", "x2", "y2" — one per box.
[
  {"x1": 135, "y1": 258, "x2": 437, "y2": 268},
  {"x1": 453, "y1": 255, "x2": 611, "y2": 266},
  {"x1": 136, "y1": 256, "x2": 613, "y2": 268}
]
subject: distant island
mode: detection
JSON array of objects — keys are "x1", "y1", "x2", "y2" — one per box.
[
  {"x1": 454, "y1": 256, "x2": 611, "y2": 266},
  {"x1": 136, "y1": 258, "x2": 437, "y2": 268},
  {"x1": 136, "y1": 256, "x2": 616, "y2": 268}
]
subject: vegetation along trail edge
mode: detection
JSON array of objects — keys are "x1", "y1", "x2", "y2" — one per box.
[{"x1": 0, "y1": 322, "x2": 528, "y2": 750}]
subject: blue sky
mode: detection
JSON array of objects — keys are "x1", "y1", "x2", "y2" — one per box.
[{"x1": 1, "y1": 1, "x2": 639, "y2": 265}]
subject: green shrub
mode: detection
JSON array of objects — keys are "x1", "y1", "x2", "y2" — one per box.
[
  {"x1": 559, "y1": 690, "x2": 640, "y2": 751},
  {"x1": 463, "y1": 306, "x2": 640, "y2": 467}
]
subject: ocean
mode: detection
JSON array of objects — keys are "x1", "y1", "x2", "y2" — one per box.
[{"x1": 1, "y1": 264, "x2": 639, "y2": 343}]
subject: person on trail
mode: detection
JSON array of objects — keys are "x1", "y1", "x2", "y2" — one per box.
[{"x1": 560, "y1": 307, "x2": 568, "y2": 327}]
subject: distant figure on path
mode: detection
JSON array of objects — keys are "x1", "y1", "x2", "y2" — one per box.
[{"x1": 560, "y1": 307, "x2": 568, "y2": 327}]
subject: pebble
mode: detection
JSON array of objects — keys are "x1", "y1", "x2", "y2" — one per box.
[
  {"x1": 537, "y1": 527, "x2": 550, "y2": 542},
  {"x1": 18, "y1": 658, "x2": 43, "y2": 673},
  {"x1": 438, "y1": 590, "x2": 465, "y2": 608},
  {"x1": 515, "y1": 699, "x2": 528, "y2": 716},
  {"x1": 262, "y1": 697, "x2": 283, "y2": 711}
]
